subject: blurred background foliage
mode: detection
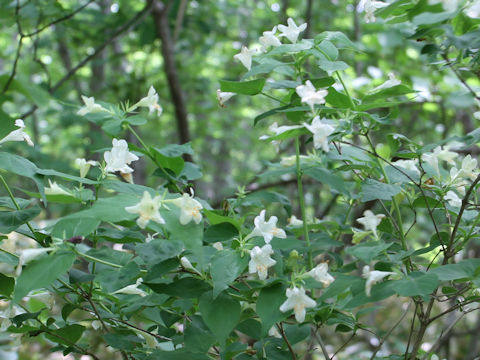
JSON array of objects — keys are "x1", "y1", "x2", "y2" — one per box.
[{"x1": 1, "y1": 0, "x2": 480, "y2": 359}]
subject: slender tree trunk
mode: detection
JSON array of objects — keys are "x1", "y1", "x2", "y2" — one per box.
[{"x1": 151, "y1": 0, "x2": 192, "y2": 162}]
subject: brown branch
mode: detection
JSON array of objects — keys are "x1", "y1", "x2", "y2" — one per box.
[
  {"x1": 277, "y1": 322, "x2": 297, "y2": 360},
  {"x1": 370, "y1": 302, "x2": 411, "y2": 359},
  {"x1": 152, "y1": 0, "x2": 192, "y2": 160}
]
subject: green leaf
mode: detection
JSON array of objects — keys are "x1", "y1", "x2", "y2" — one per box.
[
  {"x1": 148, "y1": 277, "x2": 211, "y2": 298},
  {"x1": 429, "y1": 258, "x2": 480, "y2": 280},
  {"x1": 256, "y1": 283, "x2": 288, "y2": 336},
  {"x1": 318, "y1": 59, "x2": 349, "y2": 74},
  {"x1": 362, "y1": 84, "x2": 414, "y2": 102},
  {"x1": 14, "y1": 251, "x2": 75, "y2": 302},
  {"x1": 219, "y1": 79, "x2": 266, "y2": 95},
  {"x1": 315, "y1": 31, "x2": 358, "y2": 50},
  {"x1": 211, "y1": 250, "x2": 247, "y2": 298},
  {"x1": 0, "y1": 273, "x2": 15, "y2": 297},
  {"x1": 51, "y1": 217, "x2": 101, "y2": 239},
  {"x1": 346, "y1": 242, "x2": 393, "y2": 263},
  {"x1": 0, "y1": 152, "x2": 45, "y2": 203},
  {"x1": 184, "y1": 315, "x2": 217, "y2": 353},
  {"x1": 254, "y1": 105, "x2": 290, "y2": 126},
  {"x1": 325, "y1": 87, "x2": 352, "y2": 108},
  {"x1": 45, "y1": 324, "x2": 85, "y2": 346},
  {"x1": 392, "y1": 272, "x2": 439, "y2": 296},
  {"x1": 413, "y1": 11, "x2": 456, "y2": 25},
  {"x1": 135, "y1": 239, "x2": 183, "y2": 266},
  {"x1": 0, "y1": 206, "x2": 41, "y2": 233},
  {"x1": 317, "y1": 40, "x2": 339, "y2": 60},
  {"x1": 204, "y1": 222, "x2": 239, "y2": 243},
  {"x1": 268, "y1": 41, "x2": 313, "y2": 55},
  {"x1": 361, "y1": 179, "x2": 402, "y2": 201},
  {"x1": 147, "y1": 349, "x2": 211, "y2": 360},
  {"x1": 303, "y1": 166, "x2": 347, "y2": 193},
  {"x1": 199, "y1": 291, "x2": 241, "y2": 346}
]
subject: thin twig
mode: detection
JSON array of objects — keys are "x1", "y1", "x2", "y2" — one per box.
[
  {"x1": 21, "y1": 0, "x2": 95, "y2": 37},
  {"x1": 312, "y1": 327, "x2": 330, "y2": 360},
  {"x1": 370, "y1": 303, "x2": 411, "y2": 359},
  {"x1": 442, "y1": 54, "x2": 480, "y2": 101},
  {"x1": 277, "y1": 322, "x2": 297, "y2": 360}
]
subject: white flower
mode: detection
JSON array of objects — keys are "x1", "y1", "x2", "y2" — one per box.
[
  {"x1": 91, "y1": 320, "x2": 102, "y2": 330},
  {"x1": 45, "y1": 179, "x2": 72, "y2": 196},
  {"x1": 277, "y1": 18, "x2": 307, "y2": 43},
  {"x1": 356, "y1": 210, "x2": 385, "y2": 239},
  {"x1": 306, "y1": 263, "x2": 335, "y2": 287},
  {"x1": 445, "y1": 191, "x2": 462, "y2": 208},
  {"x1": 259, "y1": 26, "x2": 282, "y2": 51},
  {"x1": 104, "y1": 138, "x2": 139, "y2": 174},
  {"x1": 248, "y1": 244, "x2": 276, "y2": 280},
  {"x1": 216, "y1": 89, "x2": 236, "y2": 107},
  {"x1": 296, "y1": 81, "x2": 328, "y2": 111},
  {"x1": 133, "y1": 86, "x2": 163, "y2": 116},
  {"x1": 268, "y1": 325, "x2": 282, "y2": 338},
  {"x1": 429, "y1": 0, "x2": 459, "y2": 12},
  {"x1": 0, "y1": 119, "x2": 34, "y2": 147},
  {"x1": 77, "y1": 96, "x2": 107, "y2": 116},
  {"x1": 303, "y1": 116, "x2": 335, "y2": 152},
  {"x1": 180, "y1": 256, "x2": 200, "y2": 274},
  {"x1": 358, "y1": 0, "x2": 388, "y2": 22},
  {"x1": 259, "y1": 122, "x2": 303, "y2": 140},
  {"x1": 246, "y1": 210, "x2": 287, "y2": 244},
  {"x1": 392, "y1": 159, "x2": 420, "y2": 175},
  {"x1": 16, "y1": 247, "x2": 55, "y2": 276},
  {"x1": 125, "y1": 191, "x2": 165, "y2": 229},
  {"x1": 145, "y1": 233, "x2": 158, "y2": 243},
  {"x1": 113, "y1": 278, "x2": 146, "y2": 297},
  {"x1": 362, "y1": 265, "x2": 395, "y2": 297},
  {"x1": 287, "y1": 215, "x2": 304, "y2": 228},
  {"x1": 75, "y1": 158, "x2": 98, "y2": 178},
  {"x1": 370, "y1": 73, "x2": 401, "y2": 92},
  {"x1": 234, "y1": 46, "x2": 257, "y2": 71},
  {"x1": 451, "y1": 155, "x2": 478, "y2": 181},
  {"x1": 422, "y1": 146, "x2": 457, "y2": 176},
  {"x1": 212, "y1": 242, "x2": 224, "y2": 251},
  {"x1": 465, "y1": 0, "x2": 480, "y2": 18},
  {"x1": 279, "y1": 286, "x2": 316, "y2": 323},
  {"x1": 171, "y1": 193, "x2": 203, "y2": 225}
]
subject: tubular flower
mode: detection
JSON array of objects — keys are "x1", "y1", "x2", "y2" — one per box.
[
  {"x1": 392, "y1": 159, "x2": 420, "y2": 176},
  {"x1": 356, "y1": 210, "x2": 385, "y2": 239},
  {"x1": 77, "y1": 95, "x2": 107, "y2": 116},
  {"x1": 445, "y1": 191, "x2": 462, "y2": 208},
  {"x1": 359, "y1": 0, "x2": 388, "y2": 22},
  {"x1": 171, "y1": 193, "x2": 203, "y2": 225},
  {"x1": 370, "y1": 73, "x2": 401, "y2": 92},
  {"x1": 259, "y1": 122, "x2": 303, "y2": 140},
  {"x1": 421, "y1": 146, "x2": 457, "y2": 176},
  {"x1": 104, "y1": 138, "x2": 139, "y2": 174},
  {"x1": 112, "y1": 278, "x2": 146, "y2": 297},
  {"x1": 277, "y1": 18, "x2": 307, "y2": 43},
  {"x1": 216, "y1": 89, "x2": 236, "y2": 107},
  {"x1": 75, "y1": 158, "x2": 99, "y2": 178},
  {"x1": 296, "y1": 81, "x2": 328, "y2": 111},
  {"x1": 279, "y1": 286, "x2": 316, "y2": 323},
  {"x1": 362, "y1": 265, "x2": 395, "y2": 297},
  {"x1": 287, "y1": 215, "x2": 304, "y2": 228},
  {"x1": 16, "y1": 247, "x2": 55, "y2": 276},
  {"x1": 246, "y1": 210, "x2": 286, "y2": 244},
  {"x1": 180, "y1": 256, "x2": 200, "y2": 274},
  {"x1": 259, "y1": 26, "x2": 281, "y2": 51},
  {"x1": 134, "y1": 86, "x2": 163, "y2": 116},
  {"x1": 125, "y1": 191, "x2": 165, "y2": 229},
  {"x1": 45, "y1": 179, "x2": 72, "y2": 196},
  {"x1": 0, "y1": 119, "x2": 34, "y2": 147},
  {"x1": 248, "y1": 244, "x2": 276, "y2": 280},
  {"x1": 305, "y1": 263, "x2": 335, "y2": 287},
  {"x1": 303, "y1": 116, "x2": 335, "y2": 152},
  {"x1": 451, "y1": 155, "x2": 478, "y2": 181},
  {"x1": 234, "y1": 46, "x2": 257, "y2": 71}
]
